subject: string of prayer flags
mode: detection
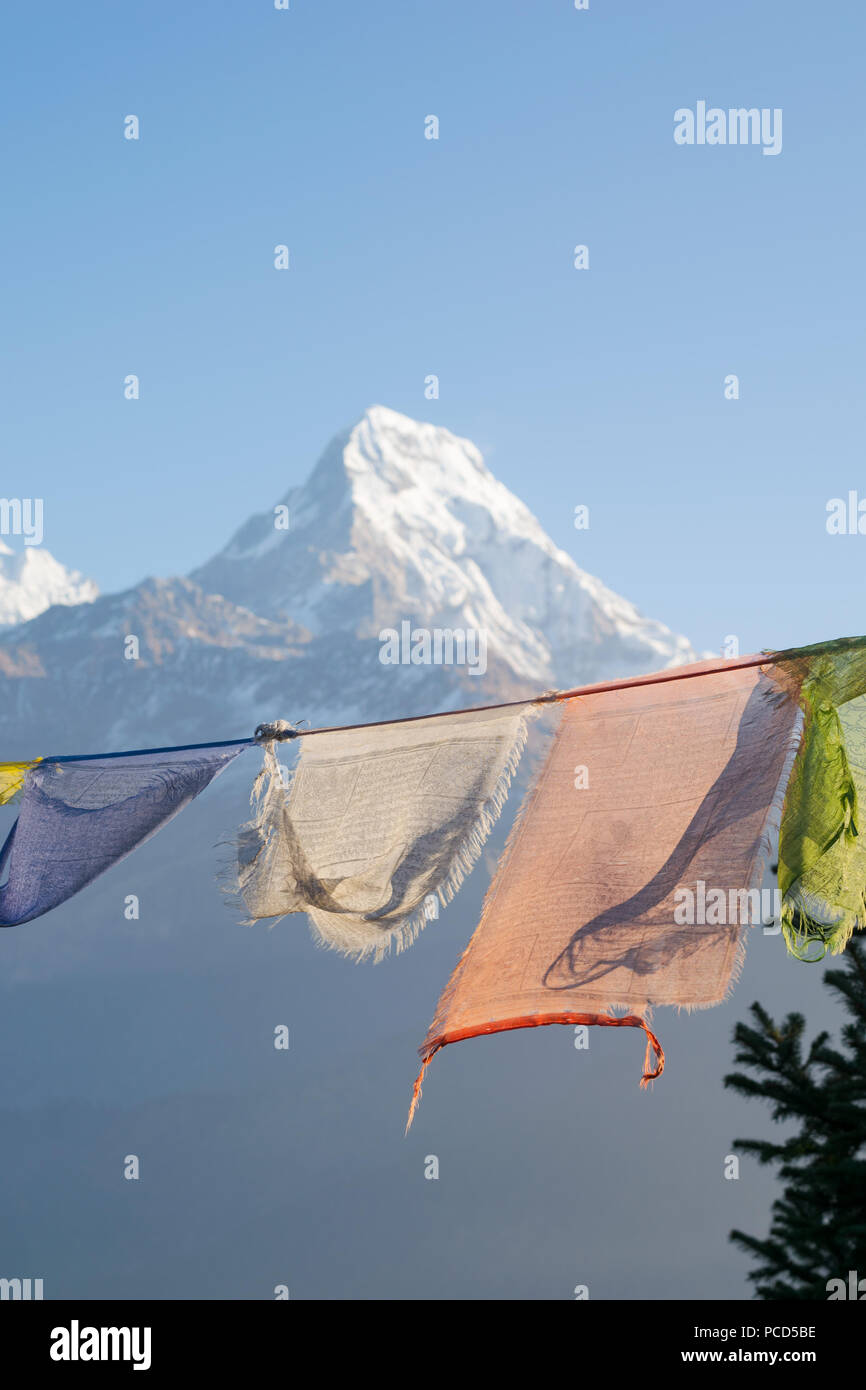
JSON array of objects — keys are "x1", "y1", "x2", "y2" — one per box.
[{"x1": 3, "y1": 628, "x2": 866, "y2": 1060}]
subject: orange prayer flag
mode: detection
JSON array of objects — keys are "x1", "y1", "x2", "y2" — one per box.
[{"x1": 408, "y1": 657, "x2": 804, "y2": 1127}]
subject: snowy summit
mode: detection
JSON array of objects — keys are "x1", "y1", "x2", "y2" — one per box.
[
  {"x1": 0, "y1": 541, "x2": 98, "y2": 628},
  {"x1": 192, "y1": 404, "x2": 695, "y2": 686}
]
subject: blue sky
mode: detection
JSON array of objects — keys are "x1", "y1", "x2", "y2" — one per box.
[{"x1": 1, "y1": 0, "x2": 863, "y2": 656}]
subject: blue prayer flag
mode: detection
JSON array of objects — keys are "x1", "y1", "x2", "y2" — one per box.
[{"x1": 0, "y1": 742, "x2": 248, "y2": 926}]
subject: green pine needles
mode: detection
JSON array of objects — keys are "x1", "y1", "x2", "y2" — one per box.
[{"x1": 724, "y1": 940, "x2": 866, "y2": 1298}]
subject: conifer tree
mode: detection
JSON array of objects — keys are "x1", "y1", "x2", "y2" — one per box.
[{"x1": 724, "y1": 939, "x2": 866, "y2": 1298}]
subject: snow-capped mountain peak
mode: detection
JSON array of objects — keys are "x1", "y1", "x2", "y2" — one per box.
[
  {"x1": 191, "y1": 405, "x2": 695, "y2": 686},
  {"x1": 0, "y1": 541, "x2": 98, "y2": 628},
  {"x1": 0, "y1": 407, "x2": 698, "y2": 748}
]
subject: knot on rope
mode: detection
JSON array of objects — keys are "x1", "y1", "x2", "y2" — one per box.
[{"x1": 254, "y1": 720, "x2": 300, "y2": 744}]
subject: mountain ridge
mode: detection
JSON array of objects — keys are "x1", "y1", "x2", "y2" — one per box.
[{"x1": 0, "y1": 406, "x2": 698, "y2": 751}]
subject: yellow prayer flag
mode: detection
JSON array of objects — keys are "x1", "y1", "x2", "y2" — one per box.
[{"x1": 0, "y1": 759, "x2": 42, "y2": 806}]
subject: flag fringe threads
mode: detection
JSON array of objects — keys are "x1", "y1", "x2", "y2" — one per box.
[{"x1": 406, "y1": 1013, "x2": 665, "y2": 1131}]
